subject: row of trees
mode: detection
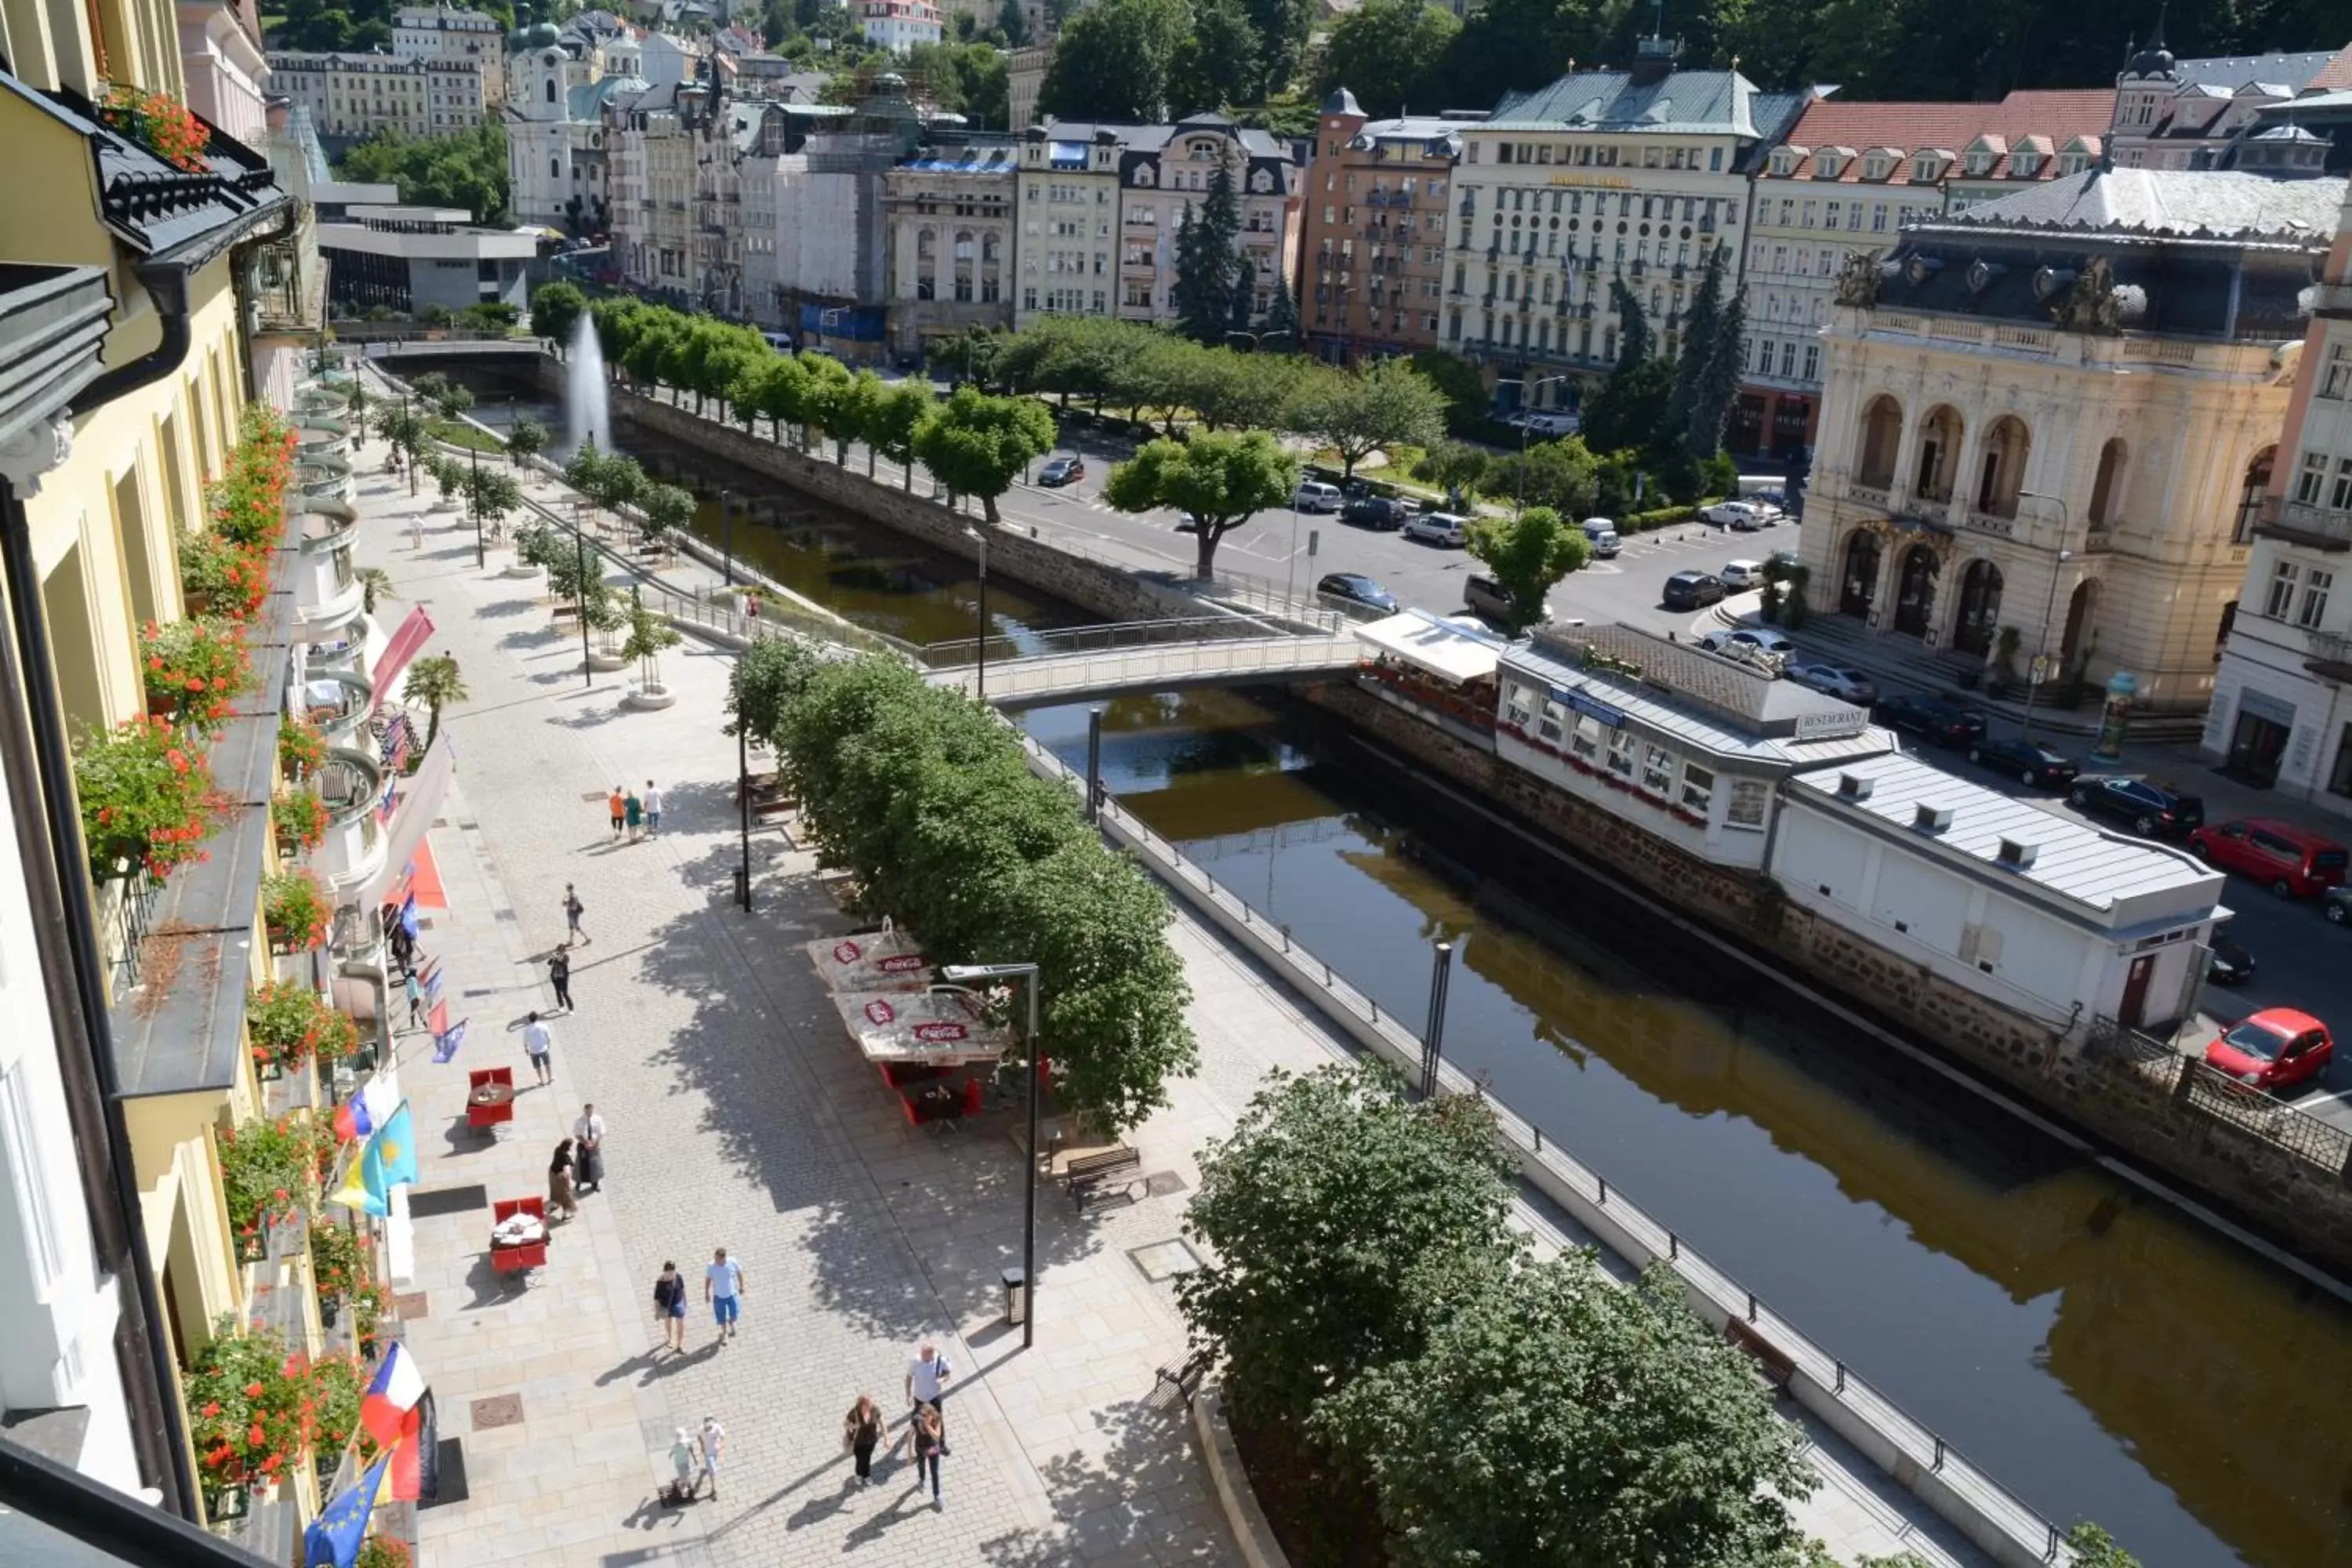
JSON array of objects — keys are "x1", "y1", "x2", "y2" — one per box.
[
  {"x1": 1037, "y1": 0, "x2": 1315, "y2": 122},
  {"x1": 1578, "y1": 248, "x2": 1748, "y2": 504},
  {"x1": 336, "y1": 124, "x2": 510, "y2": 224},
  {"x1": 727, "y1": 644, "x2": 1197, "y2": 1133}
]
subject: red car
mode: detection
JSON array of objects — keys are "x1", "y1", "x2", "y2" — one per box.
[
  {"x1": 2204, "y1": 1008, "x2": 2335, "y2": 1093},
  {"x1": 2187, "y1": 818, "x2": 2347, "y2": 898}
]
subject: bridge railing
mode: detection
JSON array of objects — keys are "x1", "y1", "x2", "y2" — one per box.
[
  {"x1": 914, "y1": 615, "x2": 1326, "y2": 670},
  {"x1": 926, "y1": 634, "x2": 1361, "y2": 702}
]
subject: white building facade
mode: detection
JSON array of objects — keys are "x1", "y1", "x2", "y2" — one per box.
[
  {"x1": 2108, "y1": 38, "x2": 2352, "y2": 171},
  {"x1": 506, "y1": 27, "x2": 637, "y2": 231},
  {"x1": 393, "y1": 4, "x2": 505, "y2": 105},
  {"x1": 174, "y1": 0, "x2": 271, "y2": 144},
  {"x1": 860, "y1": 0, "x2": 942, "y2": 55},
  {"x1": 883, "y1": 142, "x2": 1017, "y2": 356},
  {"x1": 267, "y1": 50, "x2": 487, "y2": 140}
]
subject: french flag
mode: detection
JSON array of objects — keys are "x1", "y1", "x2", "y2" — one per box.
[
  {"x1": 332, "y1": 1076, "x2": 401, "y2": 1145},
  {"x1": 360, "y1": 1342, "x2": 429, "y2": 1449}
]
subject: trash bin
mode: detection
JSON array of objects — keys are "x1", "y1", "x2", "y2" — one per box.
[{"x1": 1001, "y1": 1267, "x2": 1027, "y2": 1327}]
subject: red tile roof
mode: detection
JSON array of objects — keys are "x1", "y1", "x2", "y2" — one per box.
[{"x1": 1771, "y1": 89, "x2": 2118, "y2": 187}]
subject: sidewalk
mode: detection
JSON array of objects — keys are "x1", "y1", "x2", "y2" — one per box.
[{"x1": 351, "y1": 416, "x2": 1994, "y2": 1567}]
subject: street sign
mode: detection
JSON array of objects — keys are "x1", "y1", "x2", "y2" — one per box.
[
  {"x1": 2030, "y1": 654, "x2": 2051, "y2": 685},
  {"x1": 1308, "y1": 529, "x2": 1319, "y2": 557}
]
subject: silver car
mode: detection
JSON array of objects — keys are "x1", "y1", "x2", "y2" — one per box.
[{"x1": 1786, "y1": 661, "x2": 1878, "y2": 704}]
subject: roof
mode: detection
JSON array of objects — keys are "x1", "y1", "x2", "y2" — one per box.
[
  {"x1": 2155, "y1": 49, "x2": 2343, "y2": 95},
  {"x1": 1484, "y1": 67, "x2": 1770, "y2": 139},
  {"x1": 1033, "y1": 118, "x2": 1289, "y2": 160},
  {"x1": 896, "y1": 143, "x2": 1018, "y2": 172},
  {"x1": 566, "y1": 74, "x2": 647, "y2": 118},
  {"x1": 1771, "y1": 89, "x2": 2115, "y2": 187},
  {"x1": 1788, "y1": 753, "x2": 2221, "y2": 920},
  {"x1": 1357, "y1": 611, "x2": 1503, "y2": 684},
  {"x1": 1944, "y1": 167, "x2": 2345, "y2": 241},
  {"x1": 1347, "y1": 115, "x2": 1464, "y2": 157}
]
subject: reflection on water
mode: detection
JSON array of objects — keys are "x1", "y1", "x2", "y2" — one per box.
[{"x1": 1026, "y1": 690, "x2": 2352, "y2": 1568}]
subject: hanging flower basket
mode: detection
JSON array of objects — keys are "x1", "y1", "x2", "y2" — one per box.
[
  {"x1": 184, "y1": 1318, "x2": 317, "y2": 1498},
  {"x1": 248, "y1": 979, "x2": 361, "y2": 1076},
  {"x1": 73, "y1": 715, "x2": 228, "y2": 882},
  {"x1": 141, "y1": 618, "x2": 253, "y2": 735},
  {"x1": 179, "y1": 529, "x2": 274, "y2": 622},
  {"x1": 263, "y1": 869, "x2": 332, "y2": 953},
  {"x1": 354, "y1": 1536, "x2": 412, "y2": 1568},
  {"x1": 209, "y1": 408, "x2": 298, "y2": 548},
  {"x1": 278, "y1": 715, "x2": 329, "y2": 782},
  {"x1": 217, "y1": 1113, "x2": 332, "y2": 1238},
  {"x1": 99, "y1": 85, "x2": 211, "y2": 172},
  {"x1": 272, "y1": 790, "x2": 332, "y2": 851}
]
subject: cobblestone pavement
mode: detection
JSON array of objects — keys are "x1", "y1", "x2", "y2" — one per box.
[{"x1": 354, "y1": 412, "x2": 1991, "y2": 1568}]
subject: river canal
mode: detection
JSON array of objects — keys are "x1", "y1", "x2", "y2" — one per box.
[{"x1": 445, "y1": 365, "x2": 2350, "y2": 1566}]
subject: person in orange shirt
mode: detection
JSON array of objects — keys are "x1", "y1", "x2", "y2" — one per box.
[{"x1": 607, "y1": 785, "x2": 626, "y2": 840}]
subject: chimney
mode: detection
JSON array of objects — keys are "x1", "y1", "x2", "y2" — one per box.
[
  {"x1": 1911, "y1": 802, "x2": 1955, "y2": 833},
  {"x1": 1996, "y1": 837, "x2": 2040, "y2": 870},
  {"x1": 1835, "y1": 772, "x2": 1873, "y2": 801}
]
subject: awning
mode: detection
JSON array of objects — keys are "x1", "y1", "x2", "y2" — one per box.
[
  {"x1": 1356, "y1": 611, "x2": 1504, "y2": 685},
  {"x1": 803, "y1": 929, "x2": 933, "y2": 991},
  {"x1": 829, "y1": 989, "x2": 1008, "y2": 1068},
  {"x1": 361, "y1": 739, "x2": 454, "y2": 908}
]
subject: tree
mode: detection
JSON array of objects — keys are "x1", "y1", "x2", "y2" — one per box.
[
  {"x1": 1579, "y1": 354, "x2": 1672, "y2": 460},
  {"x1": 430, "y1": 382, "x2": 474, "y2": 423},
  {"x1": 1493, "y1": 435, "x2": 1599, "y2": 517},
  {"x1": 465, "y1": 466, "x2": 522, "y2": 543},
  {"x1": 910, "y1": 387, "x2": 1057, "y2": 525},
  {"x1": 1261, "y1": 275, "x2": 1299, "y2": 343},
  {"x1": 1312, "y1": 1251, "x2": 1816, "y2": 1568},
  {"x1": 1290, "y1": 358, "x2": 1446, "y2": 482},
  {"x1": 1177, "y1": 1062, "x2": 1521, "y2": 1432},
  {"x1": 506, "y1": 416, "x2": 548, "y2": 468},
  {"x1": 1236, "y1": 0, "x2": 1311, "y2": 99},
  {"x1": 995, "y1": 0, "x2": 1026, "y2": 43},
  {"x1": 378, "y1": 405, "x2": 427, "y2": 495},
  {"x1": 401, "y1": 655, "x2": 469, "y2": 749},
  {"x1": 638, "y1": 481, "x2": 695, "y2": 549},
  {"x1": 1465, "y1": 506, "x2": 1589, "y2": 631},
  {"x1": 343, "y1": 379, "x2": 369, "y2": 442},
  {"x1": 619, "y1": 584, "x2": 683, "y2": 691},
  {"x1": 1407, "y1": 347, "x2": 1490, "y2": 435},
  {"x1": 1181, "y1": 347, "x2": 1307, "y2": 434},
  {"x1": 1037, "y1": 0, "x2": 1187, "y2": 123},
  {"x1": 1168, "y1": 0, "x2": 1262, "y2": 116},
  {"x1": 837, "y1": 370, "x2": 893, "y2": 477},
  {"x1": 335, "y1": 124, "x2": 510, "y2": 220},
  {"x1": 1411, "y1": 441, "x2": 1491, "y2": 509},
  {"x1": 1173, "y1": 154, "x2": 1245, "y2": 343},
  {"x1": 1103, "y1": 429, "x2": 1298, "y2": 579},
  {"x1": 2063, "y1": 1522, "x2": 2146, "y2": 1568},
  {"x1": 869, "y1": 379, "x2": 936, "y2": 489},
  {"x1": 1607, "y1": 273, "x2": 1651, "y2": 372},
  {"x1": 1315, "y1": 0, "x2": 1459, "y2": 119}
]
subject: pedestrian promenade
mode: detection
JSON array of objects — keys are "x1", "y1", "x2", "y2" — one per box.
[{"x1": 350, "y1": 420, "x2": 1991, "y2": 1567}]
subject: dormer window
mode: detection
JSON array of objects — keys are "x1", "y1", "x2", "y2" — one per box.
[
  {"x1": 1913, "y1": 155, "x2": 1939, "y2": 181},
  {"x1": 1817, "y1": 155, "x2": 1840, "y2": 178},
  {"x1": 2012, "y1": 151, "x2": 2038, "y2": 177},
  {"x1": 1965, "y1": 151, "x2": 1993, "y2": 176},
  {"x1": 1862, "y1": 154, "x2": 1890, "y2": 180}
]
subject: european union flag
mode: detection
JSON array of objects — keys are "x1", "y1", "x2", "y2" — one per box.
[
  {"x1": 399, "y1": 894, "x2": 419, "y2": 938},
  {"x1": 303, "y1": 1453, "x2": 390, "y2": 1568},
  {"x1": 430, "y1": 1018, "x2": 468, "y2": 1064},
  {"x1": 358, "y1": 1102, "x2": 419, "y2": 1214}
]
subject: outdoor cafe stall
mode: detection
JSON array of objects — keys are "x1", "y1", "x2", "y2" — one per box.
[
  {"x1": 828, "y1": 987, "x2": 1011, "y2": 1129},
  {"x1": 1352, "y1": 609, "x2": 1507, "y2": 741},
  {"x1": 801, "y1": 927, "x2": 934, "y2": 993}
]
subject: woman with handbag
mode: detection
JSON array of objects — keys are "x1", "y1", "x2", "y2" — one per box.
[{"x1": 841, "y1": 1394, "x2": 885, "y2": 1489}]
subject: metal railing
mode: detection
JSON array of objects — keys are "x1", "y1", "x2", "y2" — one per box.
[
  {"x1": 914, "y1": 615, "x2": 1306, "y2": 670},
  {"x1": 98, "y1": 869, "x2": 164, "y2": 1003},
  {"x1": 925, "y1": 634, "x2": 1363, "y2": 703},
  {"x1": 1015, "y1": 733, "x2": 2078, "y2": 1568},
  {"x1": 2179, "y1": 1056, "x2": 2352, "y2": 1171}
]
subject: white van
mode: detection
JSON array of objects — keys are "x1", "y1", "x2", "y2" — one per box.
[
  {"x1": 1293, "y1": 481, "x2": 1343, "y2": 514},
  {"x1": 1579, "y1": 517, "x2": 1621, "y2": 557},
  {"x1": 1404, "y1": 511, "x2": 1471, "y2": 547}
]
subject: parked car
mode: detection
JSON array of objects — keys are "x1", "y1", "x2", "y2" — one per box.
[
  {"x1": 1661, "y1": 571, "x2": 1726, "y2": 610},
  {"x1": 1965, "y1": 735, "x2": 2082, "y2": 790},
  {"x1": 2187, "y1": 818, "x2": 2349, "y2": 898},
  {"x1": 1698, "y1": 626, "x2": 1795, "y2": 658},
  {"x1": 1580, "y1": 517, "x2": 1621, "y2": 557},
  {"x1": 1719, "y1": 559, "x2": 1766, "y2": 590},
  {"x1": 2327, "y1": 884, "x2": 2352, "y2": 925},
  {"x1": 2203, "y1": 1007, "x2": 2334, "y2": 1093},
  {"x1": 1464, "y1": 574, "x2": 1555, "y2": 625},
  {"x1": 1316, "y1": 572, "x2": 1398, "y2": 613},
  {"x1": 1785, "y1": 662, "x2": 1878, "y2": 705},
  {"x1": 1874, "y1": 693, "x2": 1988, "y2": 749},
  {"x1": 1343, "y1": 495, "x2": 1410, "y2": 530},
  {"x1": 1703, "y1": 500, "x2": 1776, "y2": 531},
  {"x1": 1524, "y1": 411, "x2": 1579, "y2": 436},
  {"x1": 1403, "y1": 511, "x2": 1472, "y2": 547},
  {"x1": 2068, "y1": 775, "x2": 2205, "y2": 839},
  {"x1": 1294, "y1": 481, "x2": 1345, "y2": 514},
  {"x1": 1037, "y1": 454, "x2": 1084, "y2": 487},
  {"x1": 2207, "y1": 926, "x2": 2256, "y2": 988}
]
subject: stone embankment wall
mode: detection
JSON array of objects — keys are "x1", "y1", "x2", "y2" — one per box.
[{"x1": 1308, "y1": 681, "x2": 2352, "y2": 1278}]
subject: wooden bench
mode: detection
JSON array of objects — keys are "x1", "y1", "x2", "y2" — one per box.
[
  {"x1": 1722, "y1": 1318, "x2": 1796, "y2": 1390},
  {"x1": 1152, "y1": 1347, "x2": 1213, "y2": 1406},
  {"x1": 1064, "y1": 1145, "x2": 1142, "y2": 1209}
]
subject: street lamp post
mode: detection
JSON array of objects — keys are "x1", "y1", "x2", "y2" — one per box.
[
  {"x1": 964, "y1": 524, "x2": 989, "y2": 700},
  {"x1": 1499, "y1": 374, "x2": 1573, "y2": 514},
  {"x1": 1222, "y1": 328, "x2": 1293, "y2": 354},
  {"x1": 2017, "y1": 491, "x2": 2074, "y2": 744},
  {"x1": 469, "y1": 442, "x2": 484, "y2": 568},
  {"x1": 719, "y1": 487, "x2": 734, "y2": 588},
  {"x1": 941, "y1": 961, "x2": 1042, "y2": 1349},
  {"x1": 736, "y1": 720, "x2": 752, "y2": 911}
]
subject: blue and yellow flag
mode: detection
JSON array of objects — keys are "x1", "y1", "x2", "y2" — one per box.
[
  {"x1": 303, "y1": 1453, "x2": 390, "y2": 1568},
  {"x1": 358, "y1": 1101, "x2": 419, "y2": 1215}
]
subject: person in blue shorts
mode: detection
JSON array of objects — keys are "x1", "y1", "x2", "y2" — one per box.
[{"x1": 706, "y1": 1247, "x2": 746, "y2": 1344}]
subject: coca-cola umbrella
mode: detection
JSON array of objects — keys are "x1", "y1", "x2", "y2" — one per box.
[
  {"x1": 804, "y1": 928, "x2": 935, "y2": 993},
  {"x1": 829, "y1": 987, "x2": 1010, "y2": 1069}
]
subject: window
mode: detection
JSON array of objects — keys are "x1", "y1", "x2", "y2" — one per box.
[
  {"x1": 2301, "y1": 568, "x2": 2335, "y2": 630},
  {"x1": 1802, "y1": 343, "x2": 1819, "y2": 380},
  {"x1": 1569, "y1": 713, "x2": 1599, "y2": 761},
  {"x1": 1606, "y1": 728, "x2": 1636, "y2": 778},
  {"x1": 1538, "y1": 698, "x2": 1563, "y2": 746},
  {"x1": 2299, "y1": 450, "x2": 2330, "y2": 504},
  {"x1": 1726, "y1": 779, "x2": 1769, "y2": 830},
  {"x1": 2267, "y1": 560, "x2": 2302, "y2": 619},
  {"x1": 1680, "y1": 764, "x2": 1714, "y2": 815},
  {"x1": 1504, "y1": 682, "x2": 1533, "y2": 730},
  {"x1": 2324, "y1": 343, "x2": 2352, "y2": 399},
  {"x1": 1641, "y1": 743, "x2": 1673, "y2": 795},
  {"x1": 2334, "y1": 457, "x2": 2352, "y2": 511}
]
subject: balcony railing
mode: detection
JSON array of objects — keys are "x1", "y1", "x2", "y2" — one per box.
[
  {"x1": 2257, "y1": 497, "x2": 2352, "y2": 551},
  {"x1": 2308, "y1": 629, "x2": 2352, "y2": 680},
  {"x1": 97, "y1": 869, "x2": 165, "y2": 1003}
]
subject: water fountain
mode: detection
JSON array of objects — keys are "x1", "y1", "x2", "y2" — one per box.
[{"x1": 565, "y1": 313, "x2": 612, "y2": 456}]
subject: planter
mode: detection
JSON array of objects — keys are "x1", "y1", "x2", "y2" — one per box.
[
  {"x1": 586, "y1": 648, "x2": 629, "y2": 673},
  {"x1": 622, "y1": 683, "x2": 677, "y2": 711},
  {"x1": 503, "y1": 560, "x2": 544, "y2": 582}
]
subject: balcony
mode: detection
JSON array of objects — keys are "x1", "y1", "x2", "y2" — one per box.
[
  {"x1": 296, "y1": 666, "x2": 376, "y2": 746},
  {"x1": 2256, "y1": 497, "x2": 2352, "y2": 552},
  {"x1": 318, "y1": 747, "x2": 389, "y2": 898},
  {"x1": 293, "y1": 499, "x2": 365, "y2": 633},
  {"x1": 2307, "y1": 630, "x2": 2352, "y2": 683}
]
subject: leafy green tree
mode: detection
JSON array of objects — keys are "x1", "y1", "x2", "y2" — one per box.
[
  {"x1": 797, "y1": 350, "x2": 858, "y2": 458},
  {"x1": 745, "y1": 352, "x2": 811, "y2": 444},
  {"x1": 1607, "y1": 273, "x2": 1651, "y2": 372},
  {"x1": 1315, "y1": 0, "x2": 1459, "y2": 118},
  {"x1": 430, "y1": 382, "x2": 474, "y2": 422},
  {"x1": 637, "y1": 481, "x2": 696, "y2": 549},
  {"x1": 1493, "y1": 434, "x2": 1600, "y2": 517},
  {"x1": 1037, "y1": 0, "x2": 1188, "y2": 122},
  {"x1": 2063, "y1": 1521, "x2": 2146, "y2": 1568},
  {"x1": 910, "y1": 387, "x2": 1057, "y2": 525},
  {"x1": 465, "y1": 466, "x2": 522, "y2": 542},
  {"x1": 1412, "y1": 440, "x2": 1490, "y2": 508},
  {"x1": 335, "y1": 124, "x2": 510, "y2": 220},
  {"x1": 343, "y1": 379, "x2": 369, "y2": 442},
  {"x1": 619, "y1": 585, "x2": 683, "y2": 689},
  {"x1": 401, "y1": 656, "x2": 470, "y2": 749},
  {"x1": 506, "y1": 416, "x2": 548, "y2": 467},
  {"x1": 378, "y1": 405, "x2": 428, "y2": 495},
  {"x1": 995, "y1": 0, "x2": 1026, "y2": 43},
  {"x1": 1407, "y1": 347, "x2": 1490, "y2": 435},
  {"x1": 1261, "y1": 275, "x2": 1299, "y2": 343},
  {"x1": 1173, "y1": 154, "x2": 1246, "y2": 343},
  {"x1": 1465, "y1": 506, "x2": 1589, "y2": 630},
  {"x1": 1289, "y1": 357, "x2": 1446, "y2": 482},
  {"x1": 869, "y1": 379, "x2": 937, "y2": 489},
  {"x1": 1168, "y1": 0, "x2": 1263, "y2": 115},
  {"x1": 1579, "y1": 354, "x2": 1672, "y2": 460},
  {"x1": 1178, "y1": 1062, "x2": 1520, "y2": 1432},
  {"x1": 1236, "y1": 0, "x2": 1312, "y2": 98},
  {"x1": 1313, "y1": 1251, "x2": 1816, "y2": 1568},
  {"x1": 1181, "y1": 346, "x2": 1308, "y2": 433},
  {"x1": 1104, "y1": 429, "x2": 1298, "y2": 579}
]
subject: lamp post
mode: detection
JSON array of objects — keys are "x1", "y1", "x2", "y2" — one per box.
[
  {"x1": 1498, "y1": 374, "x2": 1573, "y2": 514},
  {"x1": 719, "y1": 486, "x2": 734, "y2": 587},
  {"x1": 2017, "y1": 491, "x2": 2074, "y2": 744},
  {"x1": 964, "y1": 524, "x2": 989, "y2": 701},
  {"x1": 1222, "y1": 328, "x2": 1293, "y2": 354},
  {"x1": 469, "y1": 441, "x2": 485, "y2": 568},
  {"x1": 941, "y1": 961, "x2": 1042, "y2": 1348},
  {"x1": 735, "y1": 718, "x2": 752, "y2": 911}
]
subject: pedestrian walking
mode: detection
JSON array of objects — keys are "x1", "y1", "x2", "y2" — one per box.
[
  {"x1": 905, "y1": 1339, "x2": 952, "y2": 1428},
  {"x1": 548, "y1": 946, "x2": 573, "y2": 1011},
  {"x1": 652, "y1": 1261, "x2": 689, "y2": 1353},
  {"x1": 842, "y1": 1395, "x2": 885, "y2": 1489},
  {"x1": 522, "y1": 1011, "x2": 554, "y2": 1085},
  {"x1": 705, "y1": 1247, "x2": 746, "y2": 1342},
  {"x1": 624, "y1": 787, "x2": 644, "y2": 841},
  {"x1": 547, "y1": 1141, "x2": 579, "y2": 1221},
  {"x1": 388, "y1": 920, "x2": 415, "y2": 974},
  {"x1": 644, "y1": 779, "x2": 663, "y2": 837},
  {"x1": 910, "y1": 1402, "x2": 945, "y2": 1510},
  {"x1": 404, "y1": 968, "x2": 425, "y2": 1031},
  {"x1": 666, "y1": 1428, "x2": 695, "y2": 1506},
  {"x1": 607, "y1": 786, "x2": 626, "y2": 839},
  {"x1": 573, "y1": 1104, "x2": 605, "y2": 1192},
  {"x1": 695, "y1": 1414, "x2": 726, "y2": 1501},
  {"x1": 562, "y1": 884, "x2": 588, "y2": 946}
]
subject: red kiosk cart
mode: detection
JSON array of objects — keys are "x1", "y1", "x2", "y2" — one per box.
[{"x1": 466, "y1": 1067, "x2": 516, "y2": 1133}]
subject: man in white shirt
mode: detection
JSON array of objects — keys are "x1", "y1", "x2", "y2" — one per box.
[
  {"x1": 521, "y1": 1011, "x2": 553, "y2": 1085},
  {"x1": 905, "y1": 1338, "x2": 951, "y2": 1442},
  {"x1": 644, "y1": 779, "x2": 664, "y2": 837},
  {"x1": 695, "y1": 1414, "x2": 725, "y2": 1499},
  {"x1": 706, "y1": 1246, "x2": 746, "y2": 1343},
  {"x1": 574, "y1": 1105, "x2": 605, "y2": 1192}
]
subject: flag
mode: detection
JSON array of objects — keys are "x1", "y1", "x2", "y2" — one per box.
[
  {"x1": 303, "y1": 1453, "x2": 390, "y2": 1568},
  {"x1": 387, "y1": 1392, "x2": 439, "y2": 1502},
  {"x1": 423, "y1": 967, "x2": 445, "y2": 1005},
  {"x1": 426, "y1": 1000, "x2": 448, "y2": 1038},
  {"x1": 430, "y1": 1018, "x2": 468, "y2": 1063},
  {"x1": 371, "y1": 607, "x2": 436, "y2": 706},
  {"x1": 332, "y1": 1075, "x2": 401, "y2": 1144},
  {"x1": 399, "y1": 894, "x2": 419, "y2": 938},
  {"x1": 359, "y1": 1343, "x2": 428, "y2": 1449},
  {"x1": 356, "y1": 1102, "x2": 419, "y2": 1214},
  {"x1": 326, "y1": 1149, "x2": 373, "y2": 1215},
  {"x1": 377, "y1": 778, "x2": 398, "y2": 826}
]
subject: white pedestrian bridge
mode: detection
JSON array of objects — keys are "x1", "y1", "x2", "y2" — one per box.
[{"x1": 916, "y1": 618, "x2": 1363, "y2": 706}]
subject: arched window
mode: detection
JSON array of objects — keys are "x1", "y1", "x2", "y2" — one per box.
[
  {"x1": 1915, "y1": 405, "x2": 1963, "y2": 502},
  {"x1": 2088, "y1": 437, "x2": 2126, "y2": 528},
  {"x1": 546, "y1": 78, "x2": 557, "y2": 103},
  {"x1": 2234, "y1": 445, "x2": 2274, "y2": 543},
  {"x1": 1976, "y1": 416, "x2": 2031, "y2": 518},
  {"x1": 1856, "y1": 394, "x2": 1901, "y2": 488},
  {"x1": 551, "y1": 156, "x2": 561, "y2": 177}
]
